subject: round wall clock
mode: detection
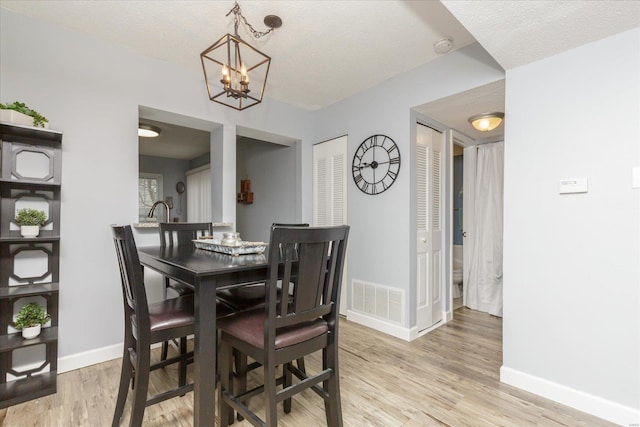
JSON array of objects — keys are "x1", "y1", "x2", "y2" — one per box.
[{"x1": 352, "y1": 134, "x2": 401, "y2": 195}]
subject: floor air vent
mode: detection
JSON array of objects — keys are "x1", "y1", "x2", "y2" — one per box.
[{"x1": 352, "y1": 280, "x2": 403, "y2": 324}]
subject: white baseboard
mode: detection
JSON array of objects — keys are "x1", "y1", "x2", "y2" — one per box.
[
  {"x1": 58, "y1": 343, "x2": 123, "y2": 374},
  {"x1": 346, "y1": 310, "x2": 413, "y2": 341},
  {"x1": 500, "y1": 366, "x2": 640, "y2": 426}
]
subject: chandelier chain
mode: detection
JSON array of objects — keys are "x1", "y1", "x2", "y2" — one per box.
[{"x1": 226, "y1": 2, "x2": 275, "y2": 39}]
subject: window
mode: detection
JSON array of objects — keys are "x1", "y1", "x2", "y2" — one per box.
[{"x1": 138, "y1": 173, "x2": 163, "y2": 222}]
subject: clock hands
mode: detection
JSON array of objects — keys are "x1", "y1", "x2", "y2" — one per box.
[{"x1": 358, "y1": 160, "x2": 391, "y2": 170}]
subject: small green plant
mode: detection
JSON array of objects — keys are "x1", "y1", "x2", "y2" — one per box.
[
  {"x1": 14, "y1": 303, "x2": 51, "y2": 329},
  {"x1": 0, "y1": 101, "x2": 48, "y2": 127},
  {"x1": 15, "y1": 208, "x2": 47, "y2": 226}
]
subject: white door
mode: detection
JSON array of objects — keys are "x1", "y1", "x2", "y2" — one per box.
[
  {"x1": 416, "y1": 124, "x2": 443, "y2": 331},
  {"x1": 312, "y1": 136, "x2": 348, "y2": 315}
]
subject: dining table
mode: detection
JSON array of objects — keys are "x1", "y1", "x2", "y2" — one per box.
[{"x1": 137, "y1": 244, "x2": 270, "y2": 427}]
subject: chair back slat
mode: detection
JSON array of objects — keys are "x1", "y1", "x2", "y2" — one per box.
[
  {"x1": 159, "y1": 222, "x2": 213, "y2": 247},
  {"x1": 112, "y1": 225, "x2": 150, "y2": 330},
  {"x1": 267, "y1": 225, "x2": 349, "y2": 337}
]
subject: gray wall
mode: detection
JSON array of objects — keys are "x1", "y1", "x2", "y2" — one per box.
[
  {"x1": 502, "y1": 27, "x2": 640, "y2": 416},
  {"x1": 236, "y1": 138, "x2": 297, "y2": 243},
  {"x1": 310, "y1": 43, "x2": 505, "y2": 326},
  {"x1": 139, "y1": 154, "x2": 189, "y2": 222},
  {"x1": 0, "y1": 9, "x2": 312, "y2": 360}
]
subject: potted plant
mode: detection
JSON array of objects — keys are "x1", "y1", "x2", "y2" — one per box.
[
  {"x1": 0, "y1": 101, "x2": 49, "y2": 128},
  {"x1": 15, "y1": 208, "x2": 47, "y2": 237},
  {"x1": 14, "y1": 303, "x2": 51, "y2": 339}
]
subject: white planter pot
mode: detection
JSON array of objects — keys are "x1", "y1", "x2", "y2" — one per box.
[
  {"x1": 20, "y1": 225, "x2": 40, "y2": 238},
  {"x1": 0, "y1": 109, "x2": 33, "y2": 126},
  {"x1": 22, "y1": 324, "x2": 41, "y2": 339},
  {"x1": 0, "y1": 109, "x2": 49, "y2": 128}
]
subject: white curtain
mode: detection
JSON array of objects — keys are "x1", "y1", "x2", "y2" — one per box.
[
  {"x1": 186, "y1": 166, "x2": 211, "y2": 222},
  {"x1": 466, "y1": 141, "x2": 504, "y2": 317}
]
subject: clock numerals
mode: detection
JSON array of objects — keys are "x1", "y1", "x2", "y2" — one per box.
[{"x1": 389, "y1": 156, "x2": 400, "y2": 165}]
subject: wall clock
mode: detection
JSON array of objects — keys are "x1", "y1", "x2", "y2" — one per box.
[{"x1": 352, "y1": 134, "x2": 401, "y2": 195}]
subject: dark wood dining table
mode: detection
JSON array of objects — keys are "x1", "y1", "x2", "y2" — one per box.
[{"x1": 137, "y1": 244, "x2": 269, "y2": 427}]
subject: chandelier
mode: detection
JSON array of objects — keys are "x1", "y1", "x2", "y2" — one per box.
[{"x1": 200, "y1": 2, "x2": 282, "y2": 111}]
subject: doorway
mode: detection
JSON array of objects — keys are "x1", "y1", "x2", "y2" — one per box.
[{"x1": 452, "y1": 142, "x2": 464, "y2": 310}]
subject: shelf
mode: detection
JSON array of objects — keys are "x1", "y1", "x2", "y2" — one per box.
[
  {"x1": 0, "y1": 232, "x2": 60, "y2": 242},
  {"x1": 0, "y1": 178, "x2": 61, "y2": 189},
  {"x1": 0, "y1": 283, "x2": 59, "y2": 299},
  {"x1": 0, "y1": 327, "x2": 58, "y2": 352},
  {"x1": 0, "y1": 122, "x2": 62, "y2": 145},
  {"x1": 0, "y1": 371, "x2": 57, "y2": 409}
]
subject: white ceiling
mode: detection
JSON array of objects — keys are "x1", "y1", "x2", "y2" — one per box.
[
  {"x1": 2, "y1": 0, "x2": 638, "y2": 146},
  {"x1": 0, "y1": 0, "x2": 476, "y2": 111}
]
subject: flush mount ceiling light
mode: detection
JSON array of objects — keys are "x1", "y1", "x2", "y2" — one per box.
[
  {"x1": 200, "y1": 2, "x2": 282, "y2": 111},
  {"x1": 468, "y1": 112, "x2": 505, "y2": 132},
  {"x1": 138, "y1": 124, "x2": 161, "y2": 138}
]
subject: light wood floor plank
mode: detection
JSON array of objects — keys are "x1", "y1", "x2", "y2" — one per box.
[{"x1": 0, "y1": 308, "x2": 615, "y2": 426}]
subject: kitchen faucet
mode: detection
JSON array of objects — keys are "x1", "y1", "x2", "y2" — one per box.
[{"x1": 148, "y1": 200, "x2": 171, "y2": 223}]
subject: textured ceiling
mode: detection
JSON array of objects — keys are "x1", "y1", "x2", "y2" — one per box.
[
  {"x1": 3, "y1": 0, "x2": 639, "y2": 148},
  {"x1": 415, "y1": 80, "x2": 505, "y2": 140},
  {"x1": 441, "y1": 0, "x2": 640, "y2": 70},
  {"x1": 0, "y1": 0, "x2": 476, "y2": 111}
]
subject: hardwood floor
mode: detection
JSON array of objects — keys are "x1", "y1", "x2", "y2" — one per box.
[{"x1": 0, "y1": 308, "x2": 614, "y2": 426}]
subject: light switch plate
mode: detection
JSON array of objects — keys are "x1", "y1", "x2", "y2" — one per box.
[
  {"x1": 559, "y1": 177, "x2": 588, "y2": 194},
  {"x1": 633, "y1": 167, "x2": 640, "y2": 189}
]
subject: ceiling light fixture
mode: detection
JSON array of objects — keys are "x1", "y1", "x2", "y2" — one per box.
[
  {"x1": 468, "y1": 112, "x2": 505, "y2": 132},
  {"x1": 138, "y1": 124, "x2": 161, "y2": 138},
  {"x1": 200, "y1": 2, "x2": 282, "y2": 111}
]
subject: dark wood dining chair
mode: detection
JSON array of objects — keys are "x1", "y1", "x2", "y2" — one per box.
[
  {"x1": 111, "y1": 225, "x2": 235, "y2": 427},
  {"x1": 158, "y1": 222, "x2": 213, "y2": 361},
  {"x1": 159, "y1": 221, "x2": 213, "y2": 297},
  {"x1": 218, "y1": 225, "x2": 350, "y2": 427},
  {"x1": 216, "y1": 223, "x2": 309, "y2": 413}
]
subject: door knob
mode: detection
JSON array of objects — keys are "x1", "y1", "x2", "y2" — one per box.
[
  {"x1": 421, "y1": 237, "x2": 427, "y2": 243},
  {"x1": 462, "y1": 231, "x2": 467, "y2": 238}
]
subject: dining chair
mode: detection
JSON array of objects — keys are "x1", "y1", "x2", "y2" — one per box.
[
  {"x1": 216, "y1": 223, "x2": 309, "y2": 414},
  {"x1": 216, "y1": 223, "x2": 309, "y2": 311},
  {"x1": 158, "y1": 222, "x2": 212, "y2": 361},
  {"x1": 218, "y1": 225, "x2": 350, "y2": 427},
  {"x1": 111, "y1": 225, "x2": 235, "y2": 427},
  {"x1": 159, "y1": 221, "x2": 213, "y2": 297}
]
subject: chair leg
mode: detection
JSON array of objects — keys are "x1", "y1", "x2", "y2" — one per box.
[
  {"x1": 129, "y1": 342, "x2": 151, "y2": 427},
  {"x1": 178, "y1": 337, "x2": 187, "y2": 388},
  {"x1": 219, "y1": 339, "x2": 234, "y2": 427},
  {"x1": 264, "y1": 362, "x2": 278, "y2": 426},
  {"x1": 323, "y1": 343, "x2": 343, "y2": 427},
  {"x1": 161, "y1": 341, "x2": 169, "y2": 361},
  {"x1": 111, "y1": 347, "x2": 133, "y2": 427},
  {"x1": 296, "y1": 357, "x2": 306, "y2": 374},
  {"x1": 283, "y1": 362, "x2": 292, "y2": 414},
  {"x1": 160, "y1": 277, "x2": 170, "y2": 362},
  {"x1": 233, "y1": 349, "x2": 247, "y2": 422}
]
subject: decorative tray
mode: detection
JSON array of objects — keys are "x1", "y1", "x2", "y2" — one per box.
[{"x1": 193, "y1": 239, "x2": 267, "y2": 256}]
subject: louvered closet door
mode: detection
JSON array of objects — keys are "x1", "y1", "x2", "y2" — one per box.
[
  {"x1": 416, "y1": 124, "x2": 443, "y2": 331},
  {"x1": 313, "y1": 136, "x2": 348, "y2": 315}
]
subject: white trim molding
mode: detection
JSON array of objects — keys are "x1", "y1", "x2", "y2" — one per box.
[
  {"x1": 347, "y1": 310, "x2": 413, "y2": 341},
  {"x1": 500, "y1": 366, "x2": 640, "y2": 426},
  {"x1": 58, "y1": 343, "x2": 122, "y2": 374}
]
